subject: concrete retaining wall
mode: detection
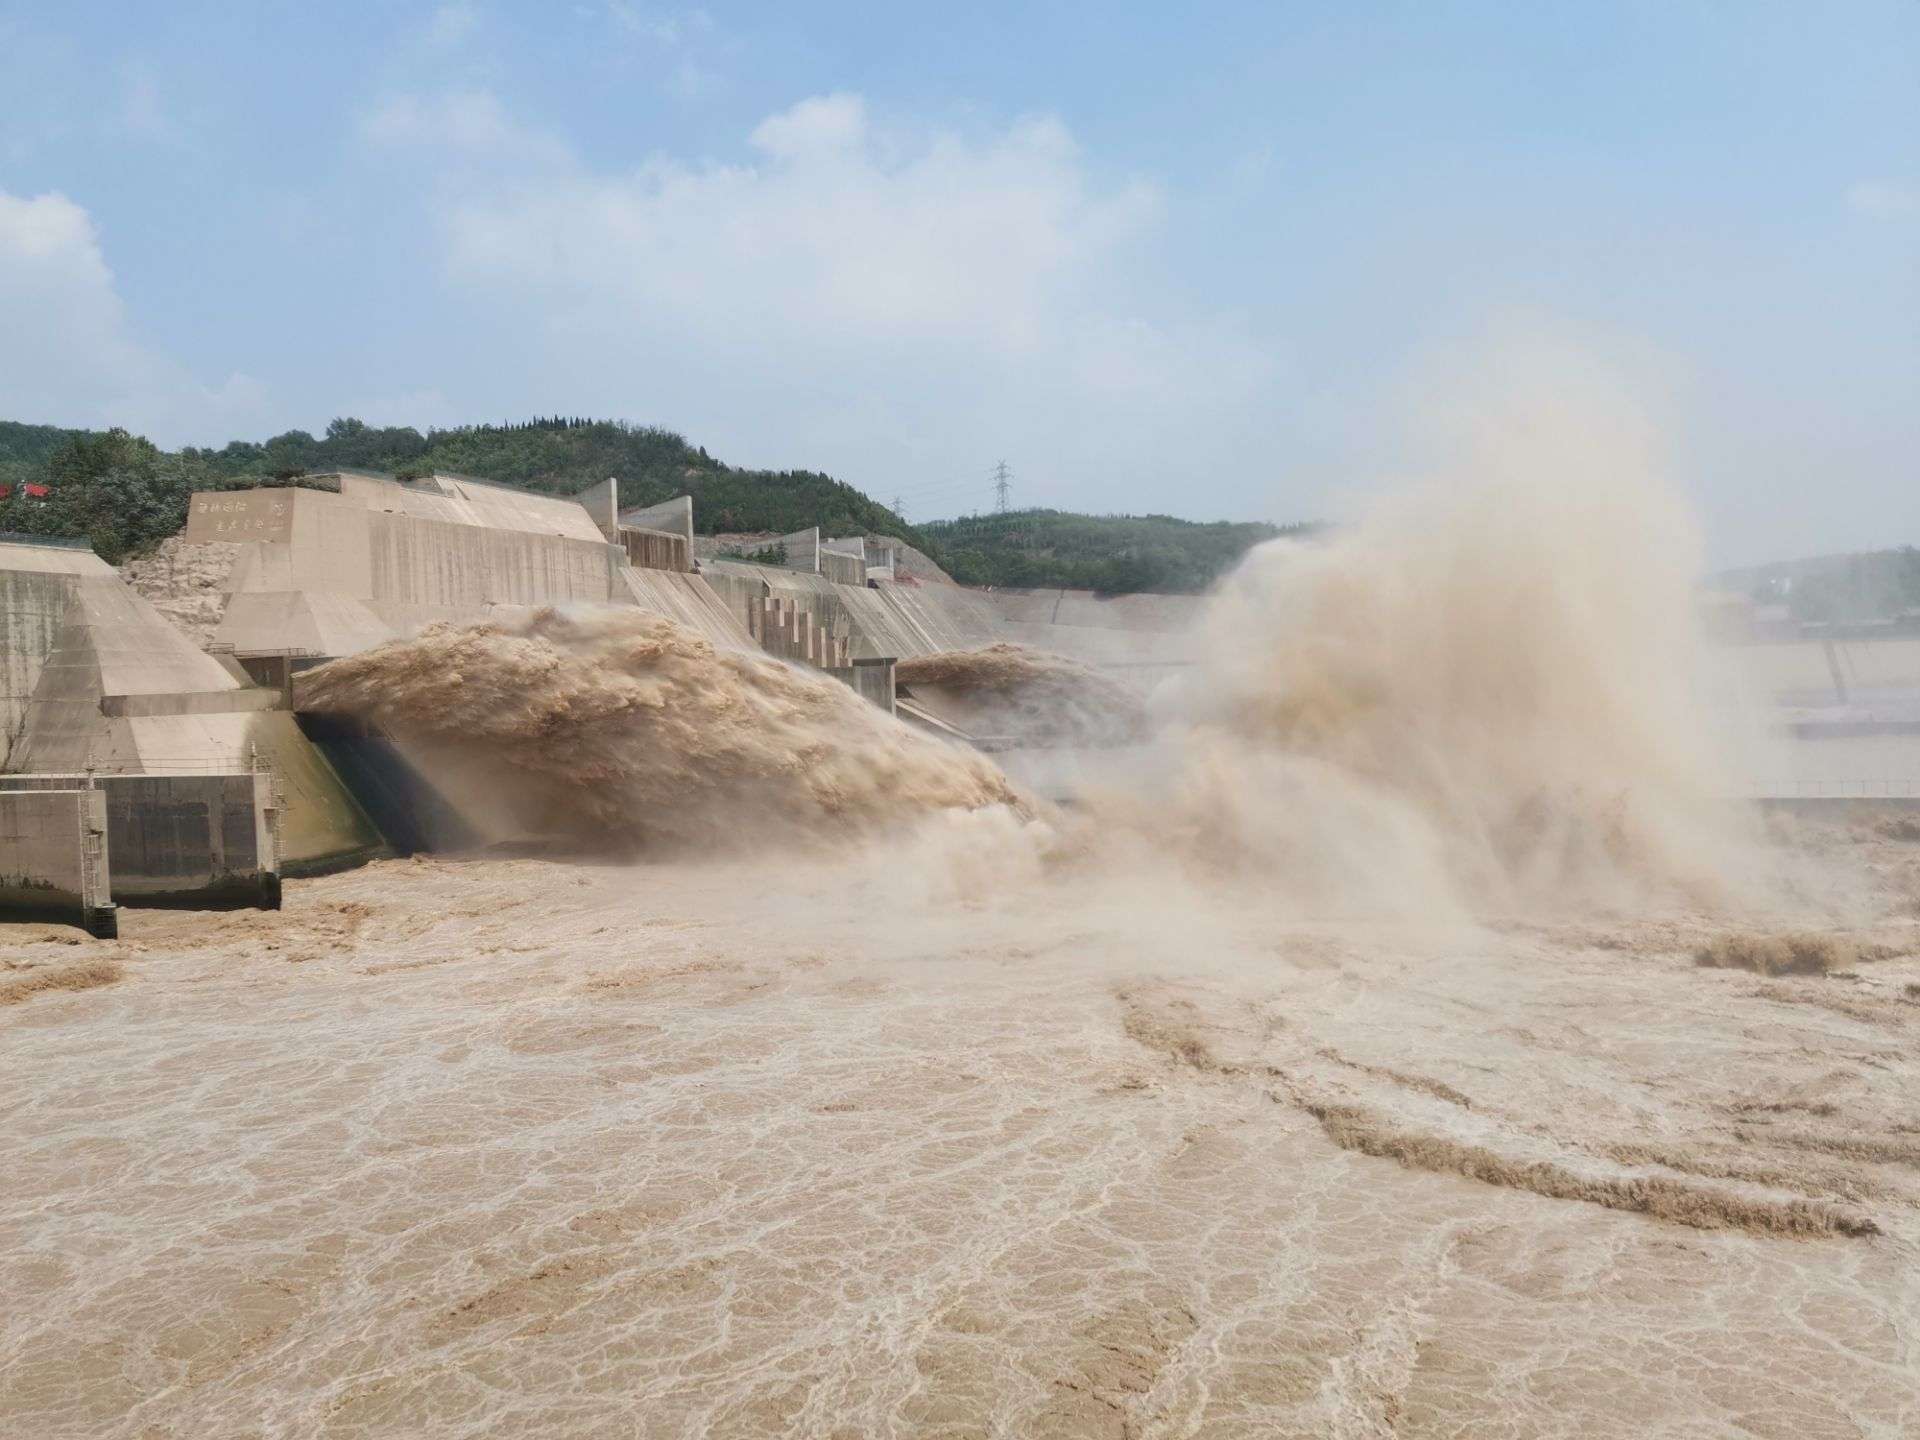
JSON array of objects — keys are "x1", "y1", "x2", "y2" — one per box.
[
  {"x1": 0, "y1": 772, "x2": 280, "y2": 908},
  {"x1": 190, "y1": 473, "x2": 609, "y2": 544},
  {"x1": 0, "y1": 567, "x2": 80, "y2": 769},
  {"x1": 869, "y1": 580, "x2": 1000, "y2": 653},
  {"x1": 575, "y1": 476, "x2": 620, "y2": 541},
  {"x1": 825, "y1": 536, "x2": 898, "y2": 582},
  {"x1": 212, "y1": 487, "x2": 630, "y2": 656},
  {"x1": 701, "y1": 562, "x2": 1009, "y2": 662},
  {"x1": 1729, "y1": 636, "x2": 1920, "y2": 704},
  {"x1": 0, "y1": 788, "x2": 114, "y2": 936},
  {"x1": 820, "y1": 550, "x2": 865, "y2": 586},
  {"x1": 840, "y1": 657, "x2": 896, "y2": 714},
  {"x1": 981, "y1": 588, "x2": 1205, "y2": 632},
  {"x1": 748, "y1": 597, "x2": 852, "y2": 669},
  {"x1": 620, "y1": 495, "x2": 695, "y2": 553},
  {"x1": 616, "y1": 570, "x2": 754, "y2": 651},
  {"x1": 620, "y1": 527, "x2": 692, "y2": 573},
  {"x1": 363, "y1": 508, "x2": 624, "y2": 610}
]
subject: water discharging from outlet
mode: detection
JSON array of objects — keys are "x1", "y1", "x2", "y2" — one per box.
[
  {"x1": 299, "y1": 420, "x2": 1771, "y2": 922},
  {"x1": 295, "y1": 606, "x2": 1029, "y2": 854}
]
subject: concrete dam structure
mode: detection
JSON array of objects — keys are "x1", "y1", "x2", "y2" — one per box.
[
  {"x1": 0, "y1": 531, "x2": 379, "y2": 880},
  {"x1": 0, "y1": 469, "x2": 1204, "y2": 930},
  {"x1": 191, "y1": 471, "x2": 746, "y2": 658}
]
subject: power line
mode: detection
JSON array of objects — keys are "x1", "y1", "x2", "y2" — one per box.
[
  {"x1": 890, "y1": 476, "x2": 980, "y2": 499},
  {"x1": 885, "y1": 483, "x2": 983, "y2": 514}
]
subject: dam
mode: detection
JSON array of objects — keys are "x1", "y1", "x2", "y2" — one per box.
[
  {"x1": 0, "y1": 469, "x2": 1204, "y2": 924},
  {"x1": 5, "y1": 464, "x2": 1915, "y2": 926}
]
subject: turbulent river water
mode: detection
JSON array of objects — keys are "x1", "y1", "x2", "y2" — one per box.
[{"x1": 2, "y1": 840, "x2": 1918, "y2": 1438}]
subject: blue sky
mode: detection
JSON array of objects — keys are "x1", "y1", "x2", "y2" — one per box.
[{"x1": 0, "y1": 1, "x2": 1914, "y2": 565}]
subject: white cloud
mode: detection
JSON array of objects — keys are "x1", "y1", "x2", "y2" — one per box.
[
  {"x1": 372, "y1": 91, "x2": 1280, "y2": 513},
  {"x1": 360, "y1": 88, "x2": 569, "y2": 167},
  {"x1": 0, "y1": 188, "x2": 268, "y2": 443},
  {"x1": 747, "y1": 92, "x2": 868, "y2": 159},
  {"x1": 438, "y1": 95, "x2": 1159, "y2": 350},
  {"x1": 1846, "y1": 180, "x2": 1918, "y2": 218}
]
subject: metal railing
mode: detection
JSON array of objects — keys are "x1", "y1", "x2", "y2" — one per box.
[{"x1": 1738, "y1": 778, "x2": 1920, "y2": 799}]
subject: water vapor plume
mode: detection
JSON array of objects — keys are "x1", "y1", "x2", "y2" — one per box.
[
  {"x1": 1123, "y1": 353, "x2": 1772, "y2": 917},
  {"x1": 897, "y1": 642, "x2": 1149, "y2": 746}
]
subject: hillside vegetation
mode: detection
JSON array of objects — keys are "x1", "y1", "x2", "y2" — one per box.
[
  {"x1": 924, "y1": 509, "x2": 1313, "y2": 594},
  {"x1": 0, "y1": 416, "x2": 1305, "y2": 593},
  {"x1": 1716, "y1": 547, "x2": 1920, "y2": 626},
  {"x1": 0, "y1": 416, "x2": 924, "y2": 565}
]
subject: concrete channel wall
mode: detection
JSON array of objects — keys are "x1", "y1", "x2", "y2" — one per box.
[
  {"x1": 838, "y1": 657, "x2": 896, "y2": 714},
  {"x1": 620, "y1": 495, "x2": 695, "y2": 552},
  {"x1": 0, "y1": 788, "x2": 115, "y2": 936},
  {"x1": 0, "y1": 773, "x2": 280, "y2": 908},
  {"x1": 200, "y1": 481, "x2": 757, "y2": 667},
  {"x1": 616, "y1": 570, "x2": 755, "y2": 651},
  {"x1": 620, "y1": 527, "x2": 692, "y2": 573},
  {"x1": 700, "y1": 561, "x2": 1001, "y2": 662},
  {"x1": 977, "y1": 588, "x2": 1204, "y2": 631},
  {"x1": 0, "y1": 539, "x2": 129, "y2": 770},
  {"x1": 202, "y1": 486, "x2": 632, "y2": 656},
  {"x1": 820, "y1": 550, "x2": 865, "y2": 586},
  {"x1": 0, "y1": 567, "x2": 82, "y2": 769}
]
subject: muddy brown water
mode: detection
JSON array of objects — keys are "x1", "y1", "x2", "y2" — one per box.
[{"x1": 3, "y1": 837, "x2": 1917, "y2": 1439}]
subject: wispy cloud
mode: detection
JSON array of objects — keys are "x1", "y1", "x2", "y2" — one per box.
[
  {"x1": 605, "y1": 3, "x2": 712, "y2": 46},
  {"x1": 603, "y1": 4, "x2": 724, "y2": 100},
  {"x1": 0, "y1": 188, "x2": 268, "y2": 443},
  {"x1": 1846, "y1": 179, "x2": 1917, "y2": 218},
  {"x1": 118, "y1": 71, "x2": 178, "y2": 142},
  {"x1": 359, "y1": 88, "x2": 569, "y2": 166},
  {"x1": 369, "y1": 91, "x2": 1274, "y2": 506}
]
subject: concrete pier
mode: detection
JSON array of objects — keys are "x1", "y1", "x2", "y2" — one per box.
[
  {"x1": 0, "y1": 772, "x2": 281, "y2": 909},
  {"x1": 0, "y1": 788, "x2": 115, "y2": 936},
  {"x1": 841, "y1": 657, "x2": 897, "y2": 715}
]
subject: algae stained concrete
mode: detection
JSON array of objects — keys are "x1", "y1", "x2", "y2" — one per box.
[
  {"x1": 0, "y1": 773, "x2": 280, "y2": 907},
  {"x1": 0, "y1": 787, "x2": 111, "y2": 933}
]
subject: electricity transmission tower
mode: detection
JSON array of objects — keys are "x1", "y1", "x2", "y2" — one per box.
[
  {"x1": 890, "y1": 494, "x2": 904, "y2": 518},
  {"x1": 992, "y1": 461, "x2": 1012, "y2": 514}
]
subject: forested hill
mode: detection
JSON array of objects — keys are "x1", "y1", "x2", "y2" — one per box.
[
  {"x1": 0, "y1": 416, "x2": 1308, "y2": 593},
  {"x1": 1714, "y1": 547, "x2": 1920, "y2": 625},
  {"x1": 0, "y1": 416, "x2": 922, "y2": 565},
  {"x1": 922, "y1": 509, "x2": 1314, "y2": 594}
]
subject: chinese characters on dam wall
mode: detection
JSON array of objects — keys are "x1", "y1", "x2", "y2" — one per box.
[{"x1": 186, "y1": 493, "x2": 293, "y2": 543}]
